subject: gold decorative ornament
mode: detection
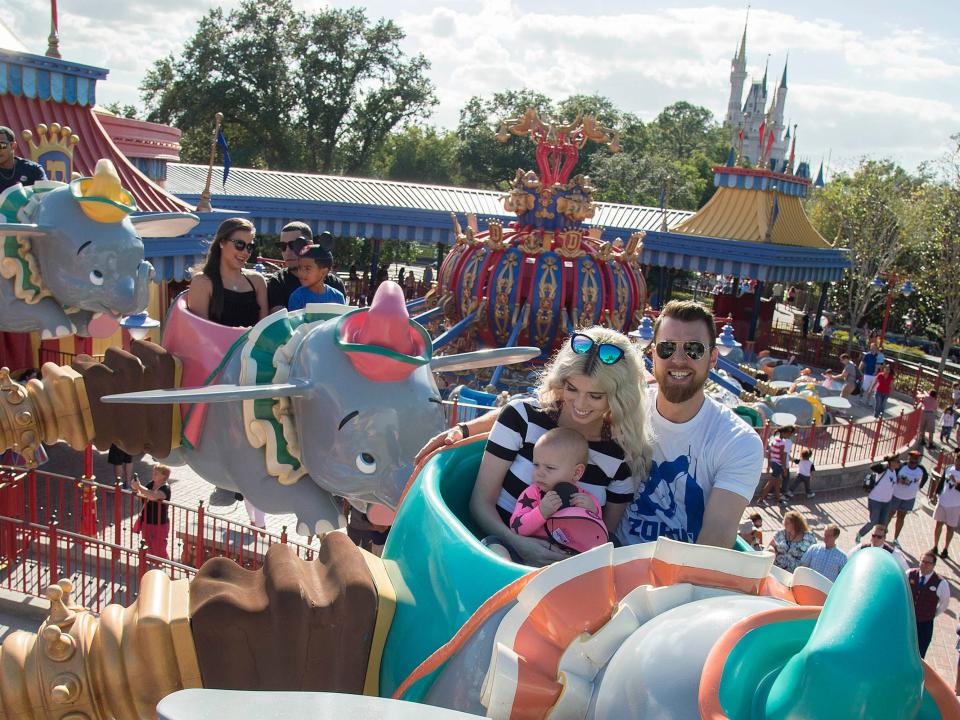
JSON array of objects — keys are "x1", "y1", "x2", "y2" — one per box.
[
  {"x1": 0, "y1": 573, "x2": 201, "y2": 720},
  {"x1": 0, "y1": 365, "x2": 94, "y2": 465}
]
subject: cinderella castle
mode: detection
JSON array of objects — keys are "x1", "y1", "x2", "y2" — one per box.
[{"x1": 724, "y1": 19, "x2": 791, "y2": 170}]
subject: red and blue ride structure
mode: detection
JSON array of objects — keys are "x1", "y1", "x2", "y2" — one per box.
[{"x1": 435, "y1": 110, "x2": 647, "y2": 360}]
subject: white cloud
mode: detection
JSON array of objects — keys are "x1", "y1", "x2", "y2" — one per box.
[{"x1": 2, "y1": 0, "x2": 957, "y2": 173}]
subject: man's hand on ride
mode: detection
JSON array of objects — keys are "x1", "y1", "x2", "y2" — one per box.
[{"x1": 539, "y1": 491, "x2": 562, "y2": 519}]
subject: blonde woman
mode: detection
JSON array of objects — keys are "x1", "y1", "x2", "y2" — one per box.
[{"x1": 468, "y1": 327, "x2": 652, "y2": 566}]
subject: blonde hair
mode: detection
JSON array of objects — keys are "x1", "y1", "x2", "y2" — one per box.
[
  {"x1": 153, "y1": 464, "x2": 171, "y2": 480},
  {"x1": 537, "y1": 326, "x2": 652, "y2": 484}
]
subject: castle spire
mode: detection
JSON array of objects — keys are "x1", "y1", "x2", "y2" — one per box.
[
  {"x1": 762, "y1": 54, "x2": 770, "y2": 91},
  {"x1": 736, "y1": 7, "x2": 749, "y2": 64},
  {"x1": 780, "y1": 52, "x2": 789, "y2": 89}
]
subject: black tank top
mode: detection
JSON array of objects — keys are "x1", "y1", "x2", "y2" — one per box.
[{"x1": 214, "y1": 275, "x2": 260, "y2": 328}]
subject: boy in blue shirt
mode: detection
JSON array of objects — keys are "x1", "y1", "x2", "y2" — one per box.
[{"x1": 288, "y1": 244, "x2": 346, "y2": 310}]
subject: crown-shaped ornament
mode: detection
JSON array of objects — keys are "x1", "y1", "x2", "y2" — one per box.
[
  {"x1": 496, "y1": 109, "x2": 619, "y2": 236},
  {"x1": 21, "y1": 123, "x2": 80, "y2": 182}
]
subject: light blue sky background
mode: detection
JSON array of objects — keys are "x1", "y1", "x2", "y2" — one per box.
[{"x1": 5, "y1": 1, "x2": 959, "y2": 176}]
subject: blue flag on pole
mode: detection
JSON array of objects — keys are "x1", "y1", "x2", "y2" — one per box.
[{"x1": 217, "y1": 128, "x2": 231, "y2": 188}]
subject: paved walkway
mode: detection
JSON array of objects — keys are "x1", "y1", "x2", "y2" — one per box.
[{"x1": 749, "y1": 443, "x2": 960, "y2": 692}]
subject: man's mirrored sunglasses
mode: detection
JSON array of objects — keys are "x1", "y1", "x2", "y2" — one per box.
[{"x1": 653, "y1": 340, "x2": 710, "y2": 361}]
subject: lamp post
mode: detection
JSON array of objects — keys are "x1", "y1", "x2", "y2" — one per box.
[{"x1": 871, "y1": 273, "x2": 914, "y2": 348}]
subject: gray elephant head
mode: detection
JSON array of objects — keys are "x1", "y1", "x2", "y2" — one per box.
[
  {"x1": 31, "y1": 185, "x2": 154, "y2": 315},
  {"x1": 0, "y1": 159, "x2": 197, "y2": 336},
  {"x1": 102, "y1": 281, "x2": 538, "y2": 522}
]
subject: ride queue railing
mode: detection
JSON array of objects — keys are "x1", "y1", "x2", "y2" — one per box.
[{"x1": 0, "y1": 467, "x2": 318, "y2": 580}]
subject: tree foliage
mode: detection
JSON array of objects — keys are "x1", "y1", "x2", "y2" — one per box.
[
  {"x1": 140, "y1": 0, "x2": 436, "y2": 174},
  {"x1": 912, "y1": 136, "x2": 960, "y2": 370},
  {"x1": 806, "y1": 159, "x2": 924, "y2": 352}
]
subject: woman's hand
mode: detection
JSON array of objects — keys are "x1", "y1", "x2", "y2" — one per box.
[
  {"x1": 539, "y1": 491, "x2": 562, "y2": 519},
  {"x1": 413, "y1": 426, "x2": 463, "y2": 464},
  {"x1": 569, "y1": 493, "x2": 594, "y2": 510},
  {"x1": 510, "y1": 535, "x2": 570, "y2": 567}
]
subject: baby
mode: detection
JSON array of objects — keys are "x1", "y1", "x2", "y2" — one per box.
[{"x1": 507, "y1": 427, "x2": 607, "y2": 554}]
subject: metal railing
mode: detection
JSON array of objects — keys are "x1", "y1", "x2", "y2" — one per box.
[
  {"x1": 0, "y1": 514, "x2": 196, "y2": 612},
  {"x1": 0, "y1": 467, "x2": 318, "y2": 576}
]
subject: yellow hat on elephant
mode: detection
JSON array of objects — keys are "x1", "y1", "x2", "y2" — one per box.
[{"x1": 70, "y1": 159, "x2": 137, "y2": 223}]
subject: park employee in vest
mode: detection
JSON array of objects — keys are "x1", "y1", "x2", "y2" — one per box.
[{"x1": 908, "y1": 550, "x2": 950, "y2": 658}]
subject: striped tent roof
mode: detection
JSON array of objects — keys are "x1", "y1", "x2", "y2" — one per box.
[{"x1": 165, "y1": 163, "x2": 693, "y2": 243}]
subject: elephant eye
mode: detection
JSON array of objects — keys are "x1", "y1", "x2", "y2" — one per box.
[
  {"x1": 89, "y1": 270, "x2": 104, "y2": 286},
  {"x1": 355, "y1": 452, "x2": 376, "y2": 475}
]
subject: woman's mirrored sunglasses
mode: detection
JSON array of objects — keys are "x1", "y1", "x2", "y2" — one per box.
[
  {"x1": 227, "y1": 238, "x2": 257, "y2": 254},
  {"x1": 653, "y1": 340, "x2": 709, "y2": 361},
  {"x1": 570, "y1": 333, "x2": 625, "y2": 365}
]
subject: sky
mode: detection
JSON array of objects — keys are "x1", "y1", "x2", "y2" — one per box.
[{"x1": 5, "y1": 0, "x2": 960, "y2": 177}]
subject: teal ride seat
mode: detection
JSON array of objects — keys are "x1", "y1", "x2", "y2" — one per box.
[
  {"x1": 377, "y1": 438, "x2": 756, "y2": 699},
  {"x1": 378, "y1": 439, "x2": 531, "y2": 701}
]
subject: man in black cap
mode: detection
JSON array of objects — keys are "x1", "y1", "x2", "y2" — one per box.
[
  {"x1": 0, "y1": 126, "x2": 46, "y2": 194},
  {"x1": 266, "y1": 221, "x2": 345, "y2": 311}
]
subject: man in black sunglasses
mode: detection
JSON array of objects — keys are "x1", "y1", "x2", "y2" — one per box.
[
  {"x1": 0, "y1": 126, "x2": 46, "y2": 194},
  {"x1": 267, "y1": 222, "x2": 346, "y2": 311},
  {"x1": 616, "y1": 300, "x2": 764, "y2": 549}
]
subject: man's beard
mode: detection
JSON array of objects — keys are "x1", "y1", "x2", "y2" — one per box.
[{"x1": 654, "y1": 364, "x2": 709, "y2": 404}]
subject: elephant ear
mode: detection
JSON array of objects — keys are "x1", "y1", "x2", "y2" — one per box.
[
  {"x1": 0, "y1": 223, "x2": 54, "y2": 239},
  {"x1": 102, "y1": 380, "x2": 313, "y2": 404},
  {"x1": 130, "y1": 213, "x2": 199, "y2": 238},
  {"x1": 430, "y1": 347, "x2": 540, "y2": 373}
]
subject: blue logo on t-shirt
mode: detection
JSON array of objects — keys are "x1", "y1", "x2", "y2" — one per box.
[{"x1": 626, "y1": 454, "x2": 706, "y2": 543}]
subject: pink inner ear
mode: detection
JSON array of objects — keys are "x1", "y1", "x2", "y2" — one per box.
[{"x1": 350, "y1": 281, "x2": 418, "y2": 355}]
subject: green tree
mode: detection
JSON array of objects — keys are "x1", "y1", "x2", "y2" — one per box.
[
  {"x1": 140, "y1": 0, "x2": 435, "y2": 174},
  {"x1": 367, "y1": 125, "x2": 461, "y2": 185},
  {"x1": 912, "y1": 138, "x2": 960, "y2": 372},
  {"x1": 100, "y1": 102, "x2": 139, "y2": 120},
  {"x1": 590, "y1": 102, "x2": 728, "y2": 210},
  {"x1": 806, "y1": 159, "x2": 924, "y2": 352},
  {"x1": 456, "y1": 90, "x2": 555, "y2": 189}
]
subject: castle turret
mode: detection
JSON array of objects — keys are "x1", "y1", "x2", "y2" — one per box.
[{"x1": 725, "y1": 19, "x2": 748, "y2": 128}]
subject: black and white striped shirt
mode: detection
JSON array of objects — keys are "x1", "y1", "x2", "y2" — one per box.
[{"x1": 485, "y1": 398, "x2": 635, "y2": 514}]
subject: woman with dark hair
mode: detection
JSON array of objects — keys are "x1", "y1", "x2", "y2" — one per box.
[{"x1": 187, "y1": 217, "x2": 268, "y2": 327}]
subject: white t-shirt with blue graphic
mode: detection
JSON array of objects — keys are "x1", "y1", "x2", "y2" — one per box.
[{"x1": 616, "y1": 390, "x2": 763, "y2": 545}]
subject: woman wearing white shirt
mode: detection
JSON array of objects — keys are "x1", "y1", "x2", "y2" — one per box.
[{"x1": 856, "y1": 454, "x2": 900, "y2": 541}]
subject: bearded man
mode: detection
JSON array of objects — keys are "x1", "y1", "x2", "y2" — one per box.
[{"x1": 616, "y1": 300, "x2": 763, "y2": 548}]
